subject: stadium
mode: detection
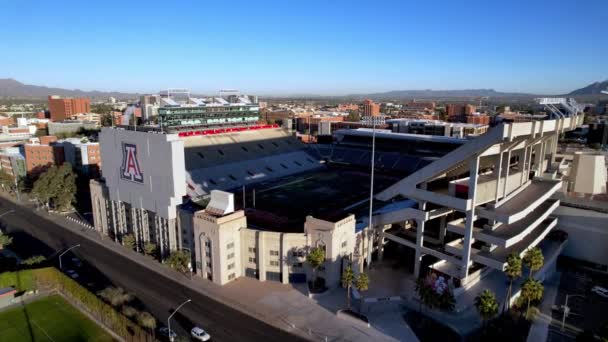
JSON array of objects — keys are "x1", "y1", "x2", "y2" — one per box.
[{"x1": 90, "y1": 93, "x2": 585, "y2": 302}]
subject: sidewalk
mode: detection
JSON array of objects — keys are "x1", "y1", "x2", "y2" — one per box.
[
  {"x1": 527, "y1": 272, "x2": 560, "y2": 342},
  {"x1": 1, "y1": 192, "x2": 411, "y2": 341}
]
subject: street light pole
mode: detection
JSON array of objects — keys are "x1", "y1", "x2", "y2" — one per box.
[
  {"x1": 168, "y1": 298, "x2": 191, "y2": 342},
  {"x1": 561, "y1": 294, "x2": 585, "y2": 332},
  {"x1": 0, "y1": 209, "x2": 14, "y2": 219},
  {"x1": 59, "y1": 244, "x2": 81, "y2": 270}
]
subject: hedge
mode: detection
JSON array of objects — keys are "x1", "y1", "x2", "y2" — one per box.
[{"x1": 0, "y1": 267, "x2": 154, "y2": 341}]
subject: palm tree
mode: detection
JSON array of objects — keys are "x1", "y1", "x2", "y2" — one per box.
[
  {"x1": 121, "y1": 305, "x2": 138, "y2": 318},
  {"x1": 122, "y1": 234, "x2": 136, "y2": 250},
  {"x1": 0, "y1": 232, "x2": 13, "y2": 250},
  {"x1": 136, "y1": 311, "x2": 156, "y2": 339},
  {"x1": 341, "y1": 266, "x2": 355, "y2": 310},
  {"x1": 503, "y1": 253, "x2": 522, "y2": 312},
  {"x1": 523, "y1": 247, "x2": 544, "y2": 279},
  {"x1": 521, "y1": 278, "x2": 544, "y2": 320},
  {"x1": 306, "y1": 246, "x2": 325, "y2": 289},
  {"x1": 354, "y1": 273, "x2": 369, "y2": 312},
  {"x1": 475, "y1": 289, "x2": 499, "y2": 327}
]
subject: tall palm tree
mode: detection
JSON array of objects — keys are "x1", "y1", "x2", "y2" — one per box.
[
  {"x1": 503, "y1": 253, "x2": 522, "y2": 312},
  {"x1": 341, "y1": 266, "x2": 355, "y2": 310},
  {"x1": 475, "y1": 289, "x2": 499, "y2": 327},
  {"x1": 521, "y1": 279, "x2": 544, "y2": 320},
  {"x1": 523, "y1": 247, "x2": 544, "y2": 279}
]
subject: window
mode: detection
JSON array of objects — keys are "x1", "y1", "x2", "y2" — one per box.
[
  {"x1": 217, "y1": 149, "x2": 224, "y2": 156},
  {"x1": 241, "y1": 146, "x2": 249, "y2": 152},
  {"x1": 206, "y1": 262, "x2": 211, "y2": 268},
  {"x1": 265, "y1": 166, "x2": 274, "y2": 172},
  {"x1": 280, "y1": 163, "x2": 288, "y2": 169},
  {"x1": 270, "y1": 261, "x2": 279, "y2": 267},
  {"x1": 271, "y1": 142, "x2": 279, "y2": 147},
  {"x1": 293, "y1": 263, "x2": 303, "y2": 268},
  {"x1": 247, "y1": 170, "x2": 255, "y2": 176},
  {"x1": 197, "y1": 152, "x2": 205, "y2": 159},
  {"x1": 227, "y1": 263, "x2": 235, "y2": 270},
  {"x1": 270, "y1": 250, "x2": 279, "y2": 256},
  {"x1": 228, "y1": 273, "x2": 236, "y2": 280},
  {"x1": 249, "y1": 257, "x2": 256, "y2": 263},
  {"x1": 292, "y1": 251, "x2": 305, "y2": 257},
  {"x1": 205, "y1": 241, "x2": 211, "y2": 248},
  {"x1": 228, "y1": 174, "x2": 237, "y2": 181},
  {"x1": 227, "y1": 253, "x2": 234, "y2": 259},
  {"x1": 226, "y1": 242, "x2": 234, "y2": 249},
  {"x1": 294, "y1": 161, "x2": 302, "y2": 166},
  {"x1": 341, "y1": 241, "x2": 347, "y2": 248},
  {"x1": 258, "y1": 144, "x2": 265, "y2": 150},
  {"x1": 248, "y1": 247, "x2": 256, "y2": 253}
]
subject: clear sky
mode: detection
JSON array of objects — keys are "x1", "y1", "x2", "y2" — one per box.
[{"x1": 1, "y1": 0, "x2": 606, "y2": 95}]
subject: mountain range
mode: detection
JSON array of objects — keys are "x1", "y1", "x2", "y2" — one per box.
[
  {"x1": 0, "y1": 78, "x2": 138, "y2": 99},
  {"x1": 0, "y1": 78, "x2": 606, "y2": 99}
]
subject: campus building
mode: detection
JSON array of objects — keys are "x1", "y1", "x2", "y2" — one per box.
[{"x1": 48, "y1": 96, "x2": 91, "y2": 122}]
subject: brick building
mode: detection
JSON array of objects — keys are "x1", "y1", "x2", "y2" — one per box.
[
  {"x1": 48, "y1": 96, "x2": 91, "y2": 122},
  {"x1": 360, "y1": 99, "x2": 380, "y2": 116},
  {"x1": 24, "y1": 140, "x2": 65, "y2": 178}
]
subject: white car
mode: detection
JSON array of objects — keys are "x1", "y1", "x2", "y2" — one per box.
[
  {"x1": 591, "y1": 286, "x2": 608, "y2": 298},
  {"x1": 191, "y1": 326, "x2": 211, "y2": 341}
]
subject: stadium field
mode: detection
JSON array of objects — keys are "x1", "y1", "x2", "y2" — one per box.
[{"x1": 0, "y1": 294, "x2": 114, "y2": 342}]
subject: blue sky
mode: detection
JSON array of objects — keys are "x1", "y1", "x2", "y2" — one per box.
[{"x1": 1, "y1": 0, "x2": 606, "y2": 95}]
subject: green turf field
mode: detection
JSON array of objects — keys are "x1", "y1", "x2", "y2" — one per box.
[{"x1": 0, "y1": 294, "x2": 114, "y2": 342}]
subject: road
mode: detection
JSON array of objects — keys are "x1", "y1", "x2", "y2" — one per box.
[{"x1": 0, "y1": 196, "x2": 306, "y2": 342}]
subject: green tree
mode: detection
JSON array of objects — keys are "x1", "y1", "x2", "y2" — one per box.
[
  {"x1": 306, "y1": 246, "x2": 325, "y2": 289},
  {"x1": 523, "y1": 247, "x2": 544, "y2": 279},
  {"x1": 520, "y1": 279, "x2": 544, "y2": 320},
  {"x1": 354, "y1": 272, "x2": 369, "y2": 312},
  {"x1": 475, "y1": 289, "x2": 499, "y2": 326},
  {"x1": 97, "y1": 286, "x2": 133, "y2": 307},
  {"x1": 0, "y1": 232, "x2": 12, "y2": 249},
  {"x1": 166, "y1": 250, "x2": 191, "y2": 273},
  {"x1": 143, "y1": 242, "x2": 157, "y2": 257},
  {"x1": 122, "y1": 234, "x2": 136, "y2": 250},
  {"x1": 503, "y1": 253, "x2": 522, "y2": 312},
  {"x1": 22, "y1": 255, "x2": 46, "y2": 267},
  {"x1": 31, "y1": 163, "x2": 77, "y2": 211},
  {"x1": 136, "y1": 311, "x2": 156, "y2": 338},
  {"x1": 0, "y1": 169, "x2": 14, "y2": 192},
  {"x1": 100, "y1": 113, "x2": 114, "y2": 127},
  {"x1": 341, "y1": 265, "x2": 355, "y2": 310},
  {"x1": 121, "y1": 305, "x2": 138, "y2": 318}
]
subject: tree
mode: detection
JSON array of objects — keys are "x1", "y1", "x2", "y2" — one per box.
[
  {"x1": 100, "y1": 113, "x2": 114, "y2": 127},
  {"x1": 0, "y1": 232, "x2": 12, "y2": 249},
  {"x1": 97, "y1": 286, "x2": 133, "y2": 307},
  {"x1": 416, "y1": 273, "x2": 455, "y2": 312},
  {"x1": 136, "y1": 311, "x2": 156, "y2": 337},
  {"x1": 31, "y1": 163, "x2": 77, "y2": 211},
  {"x1": 475, "y1": 289, "x2": 499, "y2": 326},
  {"x1": 0, "y1": 169, "x2": 14, "y2": 192},
  {"x1": 503, "y1": 252, "x2": 522, "y2": 312},
  {"x1": 166, "y1": 250, "x2": 191, "y2": 274},
  {"x1": 306, "y1": 246, "x2": 325, "y2": 289},
  {"x1": 520, "y1": 279, "x2": 544, "y2": 320},
  {"x1": 144, "y1": 242, "x2": 157, "y2": 257},
  {"x1": 354, "y1": 272, "x2": 369, "y2": 312},
  {"x1": 22, "y1": 255, "x2": 46, "y2": 267},
  {"x1": 341, "y1": 265, "x2": 355, "y2": 310},
  {"x1": 121, "y1": 305, "x2": 138, "y2": 318},
  {"x1": 523, "y1": 247, "x2": 544, "y2": 279},
  {"x1": 122, "y1": 234, "x2": 136, "y2": 250}
]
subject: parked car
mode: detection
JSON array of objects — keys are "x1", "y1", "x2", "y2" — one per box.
[
  {"x1": 65, "y1": 269, "x2": 79, "y2": 279},
  {"x1": 71, "y1": 257, "x2": 82, "y2": 267},
  {"x1": 591, "y1": 286, "x2": 608, "y2": 298},
  {"x1": 158, "y1": 327, "x2": 177, "y2": 340},
  {"x1": 191, "y1": 326, "x2": 211, "y2": 341}
]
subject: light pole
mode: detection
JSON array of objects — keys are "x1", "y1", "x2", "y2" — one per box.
[
  {"x1": 0, "y1": 209, "x2": 14, "y2": 219},
  {"x1": 168, "y1": 298, "x2": 191, "y2": 342},
  {"x1": 59, "y1": 244, "x2": 80, "y2": 270},
  {"x1": 561, "y1": 294, "x2": 585, "y2": 332}
]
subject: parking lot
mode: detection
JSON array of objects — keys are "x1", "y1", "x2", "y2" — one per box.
[{"x1": 547, "y1": 262, "x2": 608, "y2": 341}]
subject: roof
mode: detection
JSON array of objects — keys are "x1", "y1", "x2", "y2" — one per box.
[
  {"x1": 0, "y1": 287, "x2": 16, "y2": 298},
  {"x1": 334, "y1": 128, "x2": 468, "y2": 145}
]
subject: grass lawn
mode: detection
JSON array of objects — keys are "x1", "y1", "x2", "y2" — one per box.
[{"x1": 0, "y1": 294, "x2": 115, "y2": 342}]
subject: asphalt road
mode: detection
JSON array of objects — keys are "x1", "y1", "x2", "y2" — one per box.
[{"x1": 0, "y1": 197, "x2": 306, "y2": 342}]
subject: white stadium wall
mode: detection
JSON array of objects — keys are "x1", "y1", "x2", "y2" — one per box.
[{"x1": 100, "y1": 127, "x2": 187, "y2": 220}]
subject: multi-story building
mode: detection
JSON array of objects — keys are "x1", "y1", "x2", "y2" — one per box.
[
  {"x1": 360, "y1": 99, "x2": 380, "y2": 117},
  {"x1": 48, "y1": 96, "x2": 91, "y2": 122},
  {"x1": 24, "y1": 137, "x2": 65, "y2": 178},
  {"x1": 387, "y1": 118, "x2": 489, "y2": 138},
  {"x1": 55, "y1": 138, "x2": 101, "y2": 176},
  {"x1": 0, "y1": 147, "x2": 26, "y2": 181}
]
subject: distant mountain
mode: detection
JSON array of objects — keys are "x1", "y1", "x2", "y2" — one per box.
[
  {"x1": 568, "y1": 80, "x2": 608, "y2": 96},
  {"x1": 0, "y1": 78, "x2": 138, "y2": 99},
  {"x1": 348, "y1": 89, "x2": 535, "y2": 100}
]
